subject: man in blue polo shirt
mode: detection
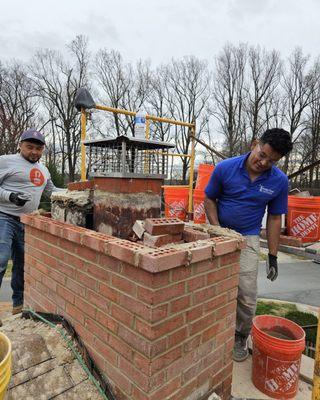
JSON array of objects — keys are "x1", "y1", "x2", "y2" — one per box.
[{"x1": 204, "y1": 128, "x2": 293, "y2": 362}]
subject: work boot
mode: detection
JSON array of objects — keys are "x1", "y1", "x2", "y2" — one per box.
[
  {"x1": 233, "y1": 332, "x2": 249, "y2": 362},
  {"x1": 12, "y1": 304, "x2": 23, "y2": 315}
]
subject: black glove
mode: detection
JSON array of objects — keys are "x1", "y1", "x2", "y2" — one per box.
[
  {"x1": 266, "y1": 253, "x2": 278, "y2": 282},
  {"x1": 9, "y1": 192, "x2": 31, "y2": 207}
]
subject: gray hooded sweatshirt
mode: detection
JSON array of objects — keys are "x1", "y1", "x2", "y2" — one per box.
[{"x1": 0, "y1": 153, "x2": 62, "y2": 217}]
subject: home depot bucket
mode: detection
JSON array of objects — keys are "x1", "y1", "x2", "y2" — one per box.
[
  {"x1": 287, "y1": 195, "x2": 320, "y2": 242},
  {"x1": 252, "y1": 315, "x2": 305, "y2": 399},
  {"x1": 164, "y1": 187, "x2": 189, "y2": 221},
  {"x1": 195, "y1": 164, "x2": 214, "y2": 191},
  {"x1": 0, "y1": 332, "x2": 12, "y2": 400},
  {"x1": 193, "y1": 189, "x2": 206, "y2": 224}
]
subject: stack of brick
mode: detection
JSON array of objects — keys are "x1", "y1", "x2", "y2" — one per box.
[
  {"x1": 134, "y1": 218, "x2": 212, "y2": 248},
  {"x1": 21, "y1": 214, "x2": 246, "y2": 400}
]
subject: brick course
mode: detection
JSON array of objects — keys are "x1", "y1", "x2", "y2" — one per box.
[{"x1": 21, "y1": 214, "x2": 244, "y2": 400}]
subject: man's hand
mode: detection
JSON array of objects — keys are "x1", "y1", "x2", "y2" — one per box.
[
  {"x1": 266, "y1": 253, "x2": 278, "y2": 281},
  {"x1": 9, "y1": 192, "x2": 31, "y2": 207}
]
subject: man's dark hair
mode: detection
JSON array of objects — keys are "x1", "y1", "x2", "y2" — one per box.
[{"x1": 260, "y1": 128, "x2": 293, "y2": 156}]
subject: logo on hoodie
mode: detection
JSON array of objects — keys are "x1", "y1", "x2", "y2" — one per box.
[{"x1": 30, "y1": 168, "x2": 45, "y2": 186}]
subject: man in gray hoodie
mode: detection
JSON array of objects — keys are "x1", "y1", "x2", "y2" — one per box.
[{"x1": 0, "y1": 128, "x2": 62, "y2": 325}]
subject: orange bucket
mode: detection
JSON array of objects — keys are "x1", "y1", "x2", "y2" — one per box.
[
  {"x1": 193, "y1": 189, "x2": 206, "y2": 224},
  {"x1": 163, "y1": 187, "x2": 189, "y2": 221},
  {"x1": 195, "y1": 164, "x2": 214, "y2": 191},
  {"x1": 252, "y1": 315, "x2": 305, "y2": 399},
  {"x1": 287, "y1": 195, "x2": 320, "y2": 242}
]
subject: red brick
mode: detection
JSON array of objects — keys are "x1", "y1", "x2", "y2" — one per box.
[
  {"x1": 41, "y1": 275, "x2": 57, "y2": 292},
  {"x1": 99, "y1": 283, "x2": 120, "y2": 303},
  {"x1": 149, "y1": 376, "x2": 181, "y2": 400},
  {"x1": 47, "y1": 289, "x2": 66, "y2": 310},
  {"x1": 204, "y1": 293, "x2": 228, "y2": 313},
  {"x1": 186, "y1": 304, "x2": 203, "y2": 322},
  {"x1": 170, "y1": 295, "x2": 191, "y2": 314},
  {"x1": 65, "y1": 278, "x2": 86, "y2": 297},
  {"x1": 209, "y1": 237, "x2": 239, "y2": 256},
  {"x1": 85, "y1": 317, "x2": 109, "y2": 341},
  {"x1": 133, "y1": 352, "x2": 151, "y2": 376},
  {"x1": 144, "y1": 218, "x2": 185, "y2": 235},
  {"x1": 152, "y1": 282, "x2": 185, "y2": 304},
  {"x1": 202, "y1": 320, "x2": 225, "y2": 343},
  {"x1": 76, "y1": 270, "x2": 97, "y2": 290},
  {"x1": 189, "y1": 310, "x2": 217, "y2": 336},
  {"x1": 65, "y1": 303, "x2": 84, "y2": 324},
  {"x1": 107, "y1": 240, "x2": 146, "y2": 265},
  {"x1": 82, "y1": 231, "x2": 116, "y2": 252},
  {"x1": 143, "y1": 232, "x2": 182, "y2": 247},
  {"x1": 207, "y1": 266, "x2": 231, "y2": 284},
  {"x1": 139, "y1": 248, "x2": 188, "y2": 272},
  {"x1": 216, "y1": 300, "x2": 236, "y2": 320},
  {"x1": 57, "y1": 285, "x2": 75, "y2": 304},
  {"x1": 121, "y1": 263, "x2": 170, "y2": 288},
  {"x1": 193, "y1": 286, "x2": 216, "y2": 305},
  {"x1": 150, "y1": 304, "x2": 168, "y2": 322},
  {"x1": 136, "y1": 314, "x2": 184, "y2": 340},
  {"x1": 119, "y1": 293, "x2": 151, "y2": 320},
  {"x1": 171, "y1": 265, "x2": 192, "y2": 281},
  {"x1": 87, "y1": 289, "x2": 110, "y2": 311},
  {"x1": 220, "y1": 250, "x2": 241, "y2": 266},
  {"x1": 151, "y1": 346, "x2": 183, "y2": 374},
  {"x1": 75, "y1": 296, "x2": 97, "y2": 318},
  {"x1": 187, "y1": 275, "x2": 206, "y2": 292},
  {"x1": 167, "y1": 327, "x2": 188, "y2": 348},
  {"x1": 117, "y1": 325, "x2": 151, "y2": 357},
  {"x1": 103, "y1": 361, "x2": 132, "y2": 396},
  {"x1": 87, "y1": 263, "x2": 110, "y2": 282},
  {"x1": 193, "y1": 258, "x2": 218, "y2": 274},
  {"x1": 111, "y1": 274, "x2": 136, "y2": 296},
  {"x1": 63, "y1": 253, "x2": 86, "y2": 271},
  {"x1": 109, "y1": 334, "x2": 134, "y2": 363},
  {"x1": 76, "y1": 246, "x2": 98, "y2": 263},
  {"x1": 184, "y1": 335, "x2": 201, "y2": 352},
  {"x1": 215, "y1": 275, "x2": 239, "y2": 294},
  {"x1": 68, "y1": 180, "x2": 94, "y2": 191},
  {"x1": 183, "y1": 227, "x2": 210, "y2": 242},
  {"x1": 96, "y1": 310, "x2": 119, "y2": 334},
  {"x1": 119, "y1": 356, "x2": 149, "y2": 392},
  {"x1": 111, "y1": 304, "x2": 134, "y2": 327},
  {"x1": 94, "y1": 337, "x2": 118, "y2": 366}
]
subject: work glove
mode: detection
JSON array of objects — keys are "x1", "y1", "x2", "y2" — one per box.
[
  {"x1": 9, "y1": 192, "x2": 31, "y2": 207},
  {"x1": 266, "y1": 253, "x2": 278, "y2": 282}
]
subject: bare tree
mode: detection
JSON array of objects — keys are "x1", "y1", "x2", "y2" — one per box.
[
  {"x1": 211, "y1": 43, "x2": 247, "y2": 156},
  {"x1": 0, "y1": 62, "x2": 38, "y2": 155},
  {"x1": 161, "y1": 56, "x2": 211, "y2": 180},
  {"x1": 244, "y1": 46, "x2": 282, "y2": 145},
  {"x1": 281, "y1": 47, "x2": 318, "y2": 172},
  {"x1": 95, "y1": 50, "x2": 152, "y2": 136},
  {"x1": 30, "y1": 35, "x2": 90, "y2": 181}
]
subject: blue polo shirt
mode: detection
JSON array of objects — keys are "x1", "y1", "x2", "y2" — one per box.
[{"x1": 205, "y1": 153, "x2": 289, "y2": 235}]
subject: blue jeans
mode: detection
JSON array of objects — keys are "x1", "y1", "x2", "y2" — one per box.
[{"x1": 0, "y1": 212, "x2": 24, "y2": 307}]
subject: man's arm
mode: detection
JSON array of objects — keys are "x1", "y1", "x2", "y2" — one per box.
[
  {"x1": 204, "y1": 196, "x2": 220, "y2": 226},
  {"x1": 266, "y1": 213, "x2": 281, "y2": 256},
  {"x1": 265, "y1": 213, "x2": 282, "y2": 281}
]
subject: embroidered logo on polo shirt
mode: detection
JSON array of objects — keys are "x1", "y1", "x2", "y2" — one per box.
[{"x1": 259, "y1": 185, "x2": 274, "y2": 195}]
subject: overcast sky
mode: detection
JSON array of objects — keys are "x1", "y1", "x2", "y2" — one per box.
[{"x1": 1, "y1": 0, "x2": 319, "y2": 66}]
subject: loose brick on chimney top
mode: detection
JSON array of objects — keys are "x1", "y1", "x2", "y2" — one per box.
[
  {"x1": 21, "y1": 213, "x2": 244, "y2": 400},
  {"x1": 144, "y1": 218, "x2": 185, "y2": 236}
]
